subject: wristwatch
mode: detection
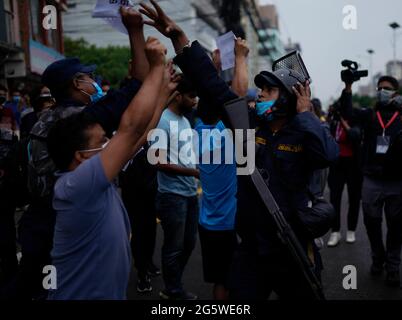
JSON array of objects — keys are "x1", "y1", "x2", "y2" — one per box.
[{"x1": 175, "y1": 41, "x2": 191, "y2": 55}]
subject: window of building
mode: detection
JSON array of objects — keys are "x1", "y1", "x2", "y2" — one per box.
[
  {"x1": 45, "y1": 1, "x2": 61, "y2": 51},
  {"x1": 29, "y1": 0, "x2": 43, "y2": 42},
  {"x1": 3, "y1": 0, "x2": 20, "y2": 45}
]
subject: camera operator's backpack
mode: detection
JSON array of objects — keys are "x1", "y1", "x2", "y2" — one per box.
[{"x1": 27, "y1": 106, "x2": 84, "y2": 198}]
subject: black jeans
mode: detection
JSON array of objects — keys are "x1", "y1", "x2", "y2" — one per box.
[
  {"x1": 228, "y1": 244, "x2": 322, "y2": 300},
  {"x1": 156, "y1": 192, "x2": 199, "y2": 294},
  {"x1": 362, "y1": 176, "x2": 402, "y2": 272},
  {"x1": 0, "y1": 187, "x2": 18, "y2": 287},
  {"x1": 3, "y1": 198, "x2": 55, "y2": 300},
  {"x1": 328, "y1": 157, "x2": 363, "y2": 232},
  {"x1": 121, "y1": 177, "x2": 157, "y2": 279}
]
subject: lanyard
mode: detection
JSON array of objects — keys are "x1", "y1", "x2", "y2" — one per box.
[{"x1": 376, "y1": 111, "x2": 399, "y2": 136}]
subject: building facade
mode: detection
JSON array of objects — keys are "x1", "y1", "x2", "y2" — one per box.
[
  {"x1": 284, "y1": 38, "x2": 302, "y2": 54},
  {"x1": 240, "y1": 0, "x2": 261, "y2": 85},
  {"x1": 255, "y1": 4, "x2": 285, "y2": 73},
  {"x1": 63, "y1": 0, "x2": 292, "y2": 91},
  {"x1": 0, "y1": 0, "x2": 67, "y2": 90},
  {"x1": 386, "y1": 60, "x2": 402, "y2": 83},
  {"x1": 63, "y1": 0, "x2": 223, "y2": 56}
]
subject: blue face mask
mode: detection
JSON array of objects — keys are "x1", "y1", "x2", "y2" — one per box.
[
  {"x1": 91, "y1": 82, "x2": 105, "y2": 103},
  {"x1": 256, "y1": 100, "x2": 276, "y2": 121},
  {"x1": 79, "y1": 80, "x2": 105, "y2": 103},
  {"x1": 12, "y1": 96, "x2": 21, "y2": 103}
]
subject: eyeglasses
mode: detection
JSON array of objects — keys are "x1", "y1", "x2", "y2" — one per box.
[
  {"x1": 78, "y1": 138, "x2": 110, "y2": 153},
  {"x1": 73, "y1": 72, "x2": 95, "y2": 80},
  {"x1": 377, "y1": 87, "x2": 395, "y2": 92}
]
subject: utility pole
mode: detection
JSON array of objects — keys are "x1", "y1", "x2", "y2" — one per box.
[
  {"x1": 367, "y1": 49, "x2": 375, "y2": 96},
  {"x1": 389, "y1": 22, "x2": 400, "y2": 78}
]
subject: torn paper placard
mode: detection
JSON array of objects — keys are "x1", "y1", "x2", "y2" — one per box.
[
  {"x1": 92, "y1": 0, "x2": 133, "y2": 17},
  {"x1": 92, "y1": 0, "x2": 135, "y2": 34},
  {"x1": 102, "y1": 17, "x2": 128, "y2": 34}
]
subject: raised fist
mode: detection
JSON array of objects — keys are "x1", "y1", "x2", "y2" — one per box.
[
  {"x1": 235, "y1": 37, "x2": 249, "y2": 59},
  {"x1": 145, "y1": 37, "x2": 167, "y2": 67}
]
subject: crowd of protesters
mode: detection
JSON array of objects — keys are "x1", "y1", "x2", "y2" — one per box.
[{"x1": 0, "y1": 0, "x2": 401, "y2": 300}]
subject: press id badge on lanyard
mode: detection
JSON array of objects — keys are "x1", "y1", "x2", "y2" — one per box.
[{"x1": 376, "y1": 111, "x2": 399, "y2": 154}]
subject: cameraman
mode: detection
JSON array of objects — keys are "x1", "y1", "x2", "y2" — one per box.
[
  {"x1": 326, "y1": 81, "x2": 363, "y2": 247},
  {"x1": 341, "y1": 75, "x2": 402, "y2": 287}
]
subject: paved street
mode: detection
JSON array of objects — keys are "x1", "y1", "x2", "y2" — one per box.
[{"x1": 127, "y1": 189, "x2": 402, "y2": 300}]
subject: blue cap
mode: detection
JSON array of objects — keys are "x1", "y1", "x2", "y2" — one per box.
[{"x1": 42, "y1": 58, "x2": 96, "y2": 90}]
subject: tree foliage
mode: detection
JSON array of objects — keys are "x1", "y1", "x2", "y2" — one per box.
[
  {"x1": 352, "y1": 94, "x2": 376, "y2": 109},
  {"x1": 64, "y1": 37, "x2": 130, "y2": 88}
]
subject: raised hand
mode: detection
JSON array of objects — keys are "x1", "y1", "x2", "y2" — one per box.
[
  {"x1": 139, "y1": 0, "x2": 182, "y2": 38},
  {"x1": 120, "y1": 6, "x2": 144, "y2": 31},
  {"x1": 144, "y1": 37, "x2": 167, "y2": 68},
  {"x1": 212, "y1": 49, "x2": 222, "y2": 72},
  {"x1": 235, "y1": 37, "x2": 249, "y2": 59},
  {"x1": 292, "y1": 81, "x2": 313, "y2": 113},
  {"x1": 163, "y1": 60, "x2": 180, "y2": 94},
  {"x1": 232, "y1": 38, "x2": 249, "y2": 97}
]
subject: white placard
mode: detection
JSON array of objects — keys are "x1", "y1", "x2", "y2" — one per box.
[
  {"x1": 92, "y1": 0, "x2": 134, "y2": 34},
  {"x1": 215, "y1": 31, "x2": 236, "y2": 71}
]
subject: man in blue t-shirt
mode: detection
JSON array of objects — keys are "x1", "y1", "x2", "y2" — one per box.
[
  {"x1": 194, "y1": 107, "x2": 238, "y2": 300},
  {"x1": 46, "y1": 37, "x2": 171, "y2": 300}
]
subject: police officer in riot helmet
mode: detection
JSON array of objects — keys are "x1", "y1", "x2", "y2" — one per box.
[
  {"x1": 254, "y1": 69, "x2": 304, "y2": 123},
  {"x1": 231, "y1": 69, "x2": 338, "y2": 299}
]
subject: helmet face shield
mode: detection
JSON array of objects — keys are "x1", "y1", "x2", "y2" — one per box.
[{"x1": 272, "y1": 50, "x2": 311, "y2": 84}]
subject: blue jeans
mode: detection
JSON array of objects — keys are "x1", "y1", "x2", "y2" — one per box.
[{"x1": 156, "y1": 192, "x2": 199, "y2": 293}]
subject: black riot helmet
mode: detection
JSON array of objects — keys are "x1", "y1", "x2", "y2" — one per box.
[{"x1": 254, "y1": 68, "x2": 306, "y2": 118}]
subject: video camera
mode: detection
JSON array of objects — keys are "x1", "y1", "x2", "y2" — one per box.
[{"x1": 341, "y1": 60, "x2": 368, "y2": 83}]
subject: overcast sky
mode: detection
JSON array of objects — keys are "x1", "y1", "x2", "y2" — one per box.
[{"x1": 259, "y1": 0, "x2": 402, "y2": 106}]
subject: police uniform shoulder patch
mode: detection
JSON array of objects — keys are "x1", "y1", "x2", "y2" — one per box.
[
  {"x1": 256, "y1": 137, "x2": 267, "y2": 145},
  {"x1": 277, "y1": 144, "x2": 303, "y2": 153}
]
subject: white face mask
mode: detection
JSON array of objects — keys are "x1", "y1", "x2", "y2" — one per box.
[
  {"x1": 377, "y1": 89, "x2": 395, "y2": 105},
  {"x1": 78, "y1": 138, "x2": 110, "y2": 154}
]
